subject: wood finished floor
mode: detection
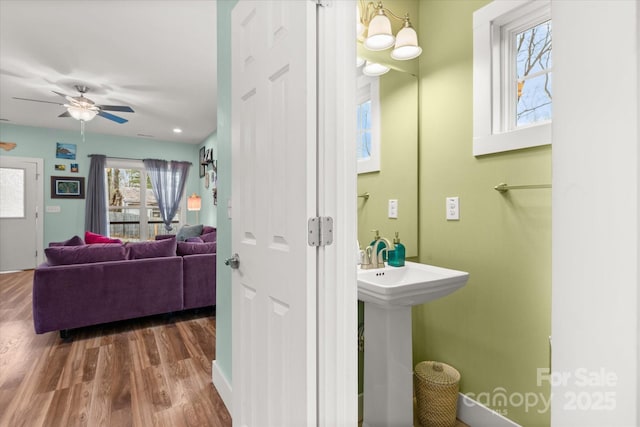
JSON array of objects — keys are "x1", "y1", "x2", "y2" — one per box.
[{"x1": 0, "y1": 270, "x2": 231, "y2": 427}]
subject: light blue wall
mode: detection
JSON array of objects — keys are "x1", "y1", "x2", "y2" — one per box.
[
  {"x1": 0, "y1": 123, "x2": 200, "y2": 246},
  {"x1": 198, "y1": 131, "x2": 218, "y2": 227},
  {"x1": 214, "y1": 0, "x2": 237, "y2": 383}
]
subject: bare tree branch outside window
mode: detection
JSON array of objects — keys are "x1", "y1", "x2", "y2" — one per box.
[{"x1": 515, "y1": 20, "x2": 552, "y2": 126}]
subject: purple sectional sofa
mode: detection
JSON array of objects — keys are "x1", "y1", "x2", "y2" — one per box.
[{"x1": 33, "y1": 228, "x2": 217, "y2": 336}]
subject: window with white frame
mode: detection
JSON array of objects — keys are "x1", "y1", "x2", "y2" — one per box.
[
  {"x1": 105, "y1": 159, "x2": 183, "y2": 241},
  {"x1": 357, "y1": 71, "x2": 380, "y2": 174},
  {"x1": 473, "y1": 0, "x2": 552, "y2": 156}
]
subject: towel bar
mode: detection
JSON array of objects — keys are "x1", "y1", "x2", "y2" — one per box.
[{"x1": 494, "y1": 183, "x2": 551, "y2": 193}]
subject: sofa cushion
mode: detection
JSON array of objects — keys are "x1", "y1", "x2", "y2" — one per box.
[
  {"x1": 200, "y1": 229, "x2": 217, "y2": 243},
  {"x1": 49, "y1": 235, "x2": 85, "y2": 247},
  {"x1": 44, "y1": 244, "x2": 127, "y2": 266},
  {"x1": 185, "y1": 237, "x2": 204, "y2": 243},
  {"x1": 176, "y1": 224, "x2": 203, "y2": 242},
  {"x1": 85, "y1": 231, "x2": 122, "y2": 244},
  {"x1": 177, "y1": 241, "x2": 217, "y2": 256},
  {"x1": 126, "y1": 237, "x2": 177, "y2": 260}
]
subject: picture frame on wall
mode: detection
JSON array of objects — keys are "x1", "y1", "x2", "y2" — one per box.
[
  {"x1": 51, "y1": 176, "x2": 85, "y2": 199},
  {"x1": 199, "y1": 146, "x2": 206, "y2": 178},
  {"x1": 56, "y1": 142, "x2": 76, "y2": 160}
]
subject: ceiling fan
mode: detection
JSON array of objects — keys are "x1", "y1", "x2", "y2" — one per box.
[{"x1": 13, "y1": 85, "x2": 134, "y2": 124}]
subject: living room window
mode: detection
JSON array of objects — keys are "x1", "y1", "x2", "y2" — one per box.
[
  {"x1": 473, "y1": 0, "x2": 552, "y2": 156},
  {"x1": 106, "y1": 159, "x2": 182, "y2": 241}
]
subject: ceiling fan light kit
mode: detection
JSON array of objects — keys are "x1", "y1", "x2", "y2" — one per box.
[
  {"x1": 67, "y1": 105, "x2": 98, "y2": 122},
  {"x1": 13, "y1": 84, "x2": 135, "y2": 139}
]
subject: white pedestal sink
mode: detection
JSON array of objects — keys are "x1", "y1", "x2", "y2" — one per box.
[{"x1": 359, "y1": 261, "x2": 469, "y2": 427}]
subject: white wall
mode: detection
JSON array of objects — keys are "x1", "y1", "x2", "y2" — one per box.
[{"x1": 552, "y1": 1, "x2": 639, "y2": 426}]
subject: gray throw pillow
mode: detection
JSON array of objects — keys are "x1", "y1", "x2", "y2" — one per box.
[{"x1": 176, "y1": 224, "x2": 203, "y2": 242}]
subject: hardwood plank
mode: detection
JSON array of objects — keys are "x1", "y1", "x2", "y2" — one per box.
[
  {"x1": 65, "y1": 381, "x2": 94, "y2": 427},
  {"x1": 82, "y1": 346, "x2": 100, "y2": 382},
  {"x1": 111, "y1": 334, "x2": 132, "y2": 412}
]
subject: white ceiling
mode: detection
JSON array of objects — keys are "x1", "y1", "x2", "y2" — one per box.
[{"x1": 0, "y1": 0, "x2": 217, "y2": 144}]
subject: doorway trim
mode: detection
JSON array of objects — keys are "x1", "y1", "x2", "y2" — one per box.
[
  {"x1": 316, "y1": 0, "x2": 358, "y2": 424},
  {"x1": 0, "y1": 156, "x2": 44, "y2": 267}
]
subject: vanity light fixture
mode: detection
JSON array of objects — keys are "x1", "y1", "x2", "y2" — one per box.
[{"x1": 358, "y1": 0, "x2": 423, "y2": 61}]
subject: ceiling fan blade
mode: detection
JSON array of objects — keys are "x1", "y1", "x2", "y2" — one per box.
[
  {"x1": 97, "y1": 105, "x2": 135, "y2": 113},
  {"x1": 52, "y1": 90, "x2": 76, "y2": 103},
  {"x1": 98, "y1": 110, "x2": 128, "y2": 124},
  {"x1": 58, "y1": 111, "x2": 71, "y2": 118},
  {"x1": 12, "y1": 96, "x2": 63, "y2": 105}
]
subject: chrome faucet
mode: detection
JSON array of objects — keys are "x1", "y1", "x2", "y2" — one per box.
[
  {"x1": 360, "y1": 246, "x2": 374, "y2": 270},
  {"x1": 371, "y1": 237, "x2": 392, "y2": 269}
]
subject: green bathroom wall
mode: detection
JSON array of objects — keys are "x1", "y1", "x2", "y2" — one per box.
[
  {"x1": 214, "y1": 0, "x2": 237, "y2": 384},
  {"x1": 413, "y1": 1, "x2": 552, "y2": 426},
  {"x1": 0, "y1": 123, "x2": 200, "y2": 246},
  {"x1": 198, "y1": 131, "x2": 218, "y2": 227}
]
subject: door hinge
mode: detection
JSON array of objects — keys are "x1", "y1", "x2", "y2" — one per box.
[
  {"x1": 308, "y1": 217, "x2": 333, "y2": 247},
  {"x1": 315, "y1": 0, "x2": 330, "y2": 7}
]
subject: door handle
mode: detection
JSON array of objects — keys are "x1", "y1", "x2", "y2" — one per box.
[{"x1": 225, "y1": 253, "x2": 240, "y2": 269}]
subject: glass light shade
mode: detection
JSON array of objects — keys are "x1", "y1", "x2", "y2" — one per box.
[
  {"x1": 67, "y1": 106, "x2": 97, "y2": 122},
  {"x1": 391, "y1": 26, "x2": 422, "y2": 60},
  {"x1": 187, "y1": 193, "x2": 202, "y2": 211},
  {"x1": 363, "y1": 61, "x2": 390, "y2": 77},
  {"x1": 364, "y1": 13, "x2": 394, "y2": 51}
]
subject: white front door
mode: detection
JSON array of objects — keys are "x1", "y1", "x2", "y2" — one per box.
[
  {"x1": 0, "y1": 156, "x2": 41, "y2": 271},
  {"x1": 230, "y1": 1, "x2": 317, "y2": 426}
]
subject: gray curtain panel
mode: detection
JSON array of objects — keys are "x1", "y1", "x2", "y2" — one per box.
[
  {"x1": 84, "y1": 154, "x2": 108, "y2": 235},
  {"x1": 143, "y1": 159, "x2": 191, "y2": 231}
]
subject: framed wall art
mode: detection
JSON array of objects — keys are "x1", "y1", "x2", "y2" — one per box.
[
  {"x1": 51, "y1": 176, "x2": 85, "y2": 199},
  {"x1": 199, "y1": 147, "x2": 206, "y2": 177}
]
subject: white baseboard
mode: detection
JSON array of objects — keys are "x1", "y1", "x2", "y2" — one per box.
[
  {"x1": 457, "y1": 393, "x2": 521, "y2": 427},
  {"x1": 212, "y1": 360, "x2": 232, "y2": 412}
]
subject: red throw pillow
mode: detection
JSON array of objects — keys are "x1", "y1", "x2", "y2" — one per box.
[{"x1": 85, "y1": 231, "x2": 122, "y2": 244}]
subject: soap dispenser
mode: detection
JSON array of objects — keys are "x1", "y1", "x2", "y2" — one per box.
[
  {"x1": 370, "y1": 229, "x2": 387, "y2": 261},
  {"x1": 388, "y1": 232, "x2": 405, "y2": 267}
]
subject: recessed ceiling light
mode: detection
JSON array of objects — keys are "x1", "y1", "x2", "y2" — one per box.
[{"x1": 173, "y1": 128, "x2": 183, "y2": 133}]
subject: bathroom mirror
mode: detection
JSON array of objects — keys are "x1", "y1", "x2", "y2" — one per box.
[
  {"x1": 357, "y1": 66, "x2": 418, "y2": 258},
  {"x1": 356, "y1": 0, "x2": 419, "y2": 259}
]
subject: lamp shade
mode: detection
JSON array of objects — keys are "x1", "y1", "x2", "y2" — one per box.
[
  {"x1": 391, "y1": 25, "x2": 422, "y2": 60},
  {"x1": 363, "y1": 61, "x2": 390, "y2": 77},
  {"x1": 364, "y1": 12, "x2": 394, "y2": 51},
  {"x1": 187, "y1": 193, "x2": 202, "y2": 211},
  {"x1": 67, "y1": 105, "x2": 98, "y2": 122}
]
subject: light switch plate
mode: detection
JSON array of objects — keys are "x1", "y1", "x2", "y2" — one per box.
[
  {"x1": 446, "y1": 197, "x2": 459, "y2": 220},
  {"x1": 46, "y1": 205, "x2": 61, "y2": 213},
  {"x1": 388, "y1": 199, "x2": 398, "y2": 219}
]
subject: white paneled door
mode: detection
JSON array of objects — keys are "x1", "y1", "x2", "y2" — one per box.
[
  {"x1": 230, "y1": 1, "x2": 317, "y2": 426},
  {"x1": 0, "y1": 157, "x2": 41, "y2": 271}
]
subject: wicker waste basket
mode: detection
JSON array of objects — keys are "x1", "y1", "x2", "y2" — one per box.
[{"x1": 414, "y1": 361, "x2": 460, "y2": 427}]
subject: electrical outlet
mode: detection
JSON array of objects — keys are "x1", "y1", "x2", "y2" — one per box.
[
  {"x1": 388, "y1": 199, "x2": 398, "y2": 219},
  {"x1": 446, "y1": 197, "x2": 459, "y2": 220}
]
